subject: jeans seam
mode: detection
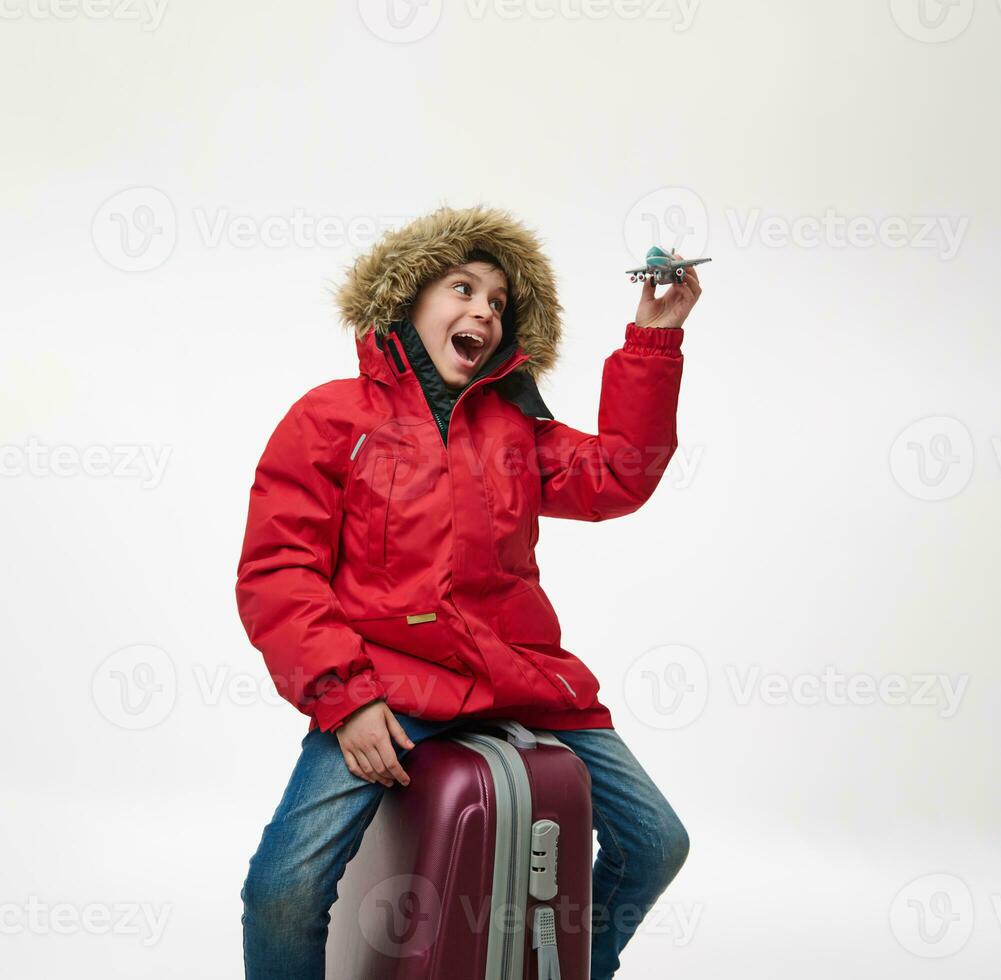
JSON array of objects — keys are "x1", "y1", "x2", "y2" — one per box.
[
  {"x1": 591, "y1": 798, "x2": 627, "y2": 917},
  {"x1": 343, "y1": 789, "x2": 384, "y2": 867}
]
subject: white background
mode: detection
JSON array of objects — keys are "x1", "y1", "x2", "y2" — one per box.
[{"x1": 2, "y1": 0, "x2": 999, "y2": 976}]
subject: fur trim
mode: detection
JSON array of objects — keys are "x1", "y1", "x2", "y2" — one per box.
[{"x1": 330, "y1": 203, "x2": 563, "y2": 380}]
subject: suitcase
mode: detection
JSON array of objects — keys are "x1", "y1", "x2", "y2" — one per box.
[{"x1": 325, "y1": 719, "x2": 593, "y2": 979}]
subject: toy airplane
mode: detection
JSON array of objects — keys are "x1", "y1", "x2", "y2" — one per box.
[{"x1": 626, "y1": 245, "x2": 712, "y2": 285}]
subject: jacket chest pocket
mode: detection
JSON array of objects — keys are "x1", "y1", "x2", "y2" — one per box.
[{"x1": 367, "y1": 454, "x2": 399, "y2": 566}]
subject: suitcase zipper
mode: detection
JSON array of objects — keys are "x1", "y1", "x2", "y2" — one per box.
[
  {"x1": 457, "y1": 733, "x2": 531, "y2": 980},
  {"x1": 468, "y1": 735, "x2": 520, "y2": 980}
]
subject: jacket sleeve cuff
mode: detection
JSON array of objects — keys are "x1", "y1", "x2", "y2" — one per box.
[
  {"x1": 623, "y1": 321, "x2": 684, "y2": 354},
  {"x1": 311, "y1": 668, "x2": 389, "y2": 733}
]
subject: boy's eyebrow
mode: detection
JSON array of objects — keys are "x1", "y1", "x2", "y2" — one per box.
[{"x1": 444, "y1": 266, "x2": 508, "y2": 296}]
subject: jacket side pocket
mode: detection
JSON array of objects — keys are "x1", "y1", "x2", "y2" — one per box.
[
  {"x1": 367, "y1": 454, "x2": 398, "y2": 566},
  {"x1": 351, "y1": 610, "x2": 470, "y2": 676}
]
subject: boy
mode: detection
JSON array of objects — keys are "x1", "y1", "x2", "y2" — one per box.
[{"x1": 236, "y1": 204, "x2": 700, "y2": 979}]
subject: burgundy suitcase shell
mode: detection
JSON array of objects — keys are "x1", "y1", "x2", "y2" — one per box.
[{"x1": 325, "y1": 720, "x2": 593, "y2": 980}]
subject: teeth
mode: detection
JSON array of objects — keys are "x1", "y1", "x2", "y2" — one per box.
[{"x1": 454, "y1": 332, "x2": 485, "y2": 347}]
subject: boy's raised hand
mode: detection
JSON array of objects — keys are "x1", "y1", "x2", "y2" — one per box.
[
  {"x1": 634, "y1": 252, "x2": 703, "y2": 330},
  {"x1": 336, "y1": 700, "x2": 415, "y2": 788}
]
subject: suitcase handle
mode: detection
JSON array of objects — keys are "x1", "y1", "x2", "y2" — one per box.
[{"x1": 457, "y1": 719, "x2": 538, "y2": 749}]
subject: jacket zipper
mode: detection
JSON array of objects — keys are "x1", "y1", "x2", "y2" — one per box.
[{"x1": 417, "y1": 349, "x2": 529, "y2": 447}]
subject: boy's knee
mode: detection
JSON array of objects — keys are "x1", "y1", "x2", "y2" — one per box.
[
  {"x1": 668, "y1": 819, "x2": 690, "y2": 871},
  {"x1": 648, "y1": 813, "x2": 690, "y2": 891},
  {"x1": 242, "y1": 867, "x2": 327, "y2": 925}
]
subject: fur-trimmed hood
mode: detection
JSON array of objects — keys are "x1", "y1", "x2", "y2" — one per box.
[{"x1": 332, "y1": 204, "x2": 563, "y2": 381}]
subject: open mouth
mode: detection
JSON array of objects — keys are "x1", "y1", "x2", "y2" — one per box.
[{"x1": 450, "y1": 332, "x2": 485, "y2": 370}]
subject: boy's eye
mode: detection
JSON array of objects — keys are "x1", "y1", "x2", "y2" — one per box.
[{"x1": 452, "y1": 281, "x2": 504, "y2": 314}]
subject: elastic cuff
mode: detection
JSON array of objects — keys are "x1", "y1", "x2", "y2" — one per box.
[
  {"x1": 623, "y1": 321, "x2": 684, "y2": 353},
  {"x1": 312, "y1": 669, "x2": 388, "y2": 733}
]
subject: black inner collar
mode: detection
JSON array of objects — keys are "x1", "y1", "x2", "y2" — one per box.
[
  {"x1": 384, "y1": 317, "x2": 554, "y2": 445},
  {"x1": 395, "y1": 316, "x2": 518, "y2": 390}
]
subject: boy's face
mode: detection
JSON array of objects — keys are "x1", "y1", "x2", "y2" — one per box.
[{"x1": 407, "y1": 261, "x2": 508, "y2": 392}]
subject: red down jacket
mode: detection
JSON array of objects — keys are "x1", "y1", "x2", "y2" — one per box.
[{"x1": 235, "y1": 318, "x2": 684, "y2": 734}]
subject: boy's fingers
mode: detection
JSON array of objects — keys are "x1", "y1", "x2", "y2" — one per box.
[
  {"x1": 360, "y1": 756, "x2": 390, "y2": 788},
  {"x1": 359, "y1": 746, "x2": 393, "y2": 786},
  {"x1": 374, "y1": 737, "x2": 411, "y2": 786},
  {"x1": 356, "y1": 746, "x2": 388, "y2": 784},
  {"x1": 387, "y1": 713, "x2": 416, "y2": 750},
  {"x1": 354, "y1": 748, "x2": 376, "y2": 779},
  {"x1": 343, "y1": 749, "x2": 372, "y2": 783}
]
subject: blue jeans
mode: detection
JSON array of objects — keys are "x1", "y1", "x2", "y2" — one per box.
[{"x1": 241, "y1": 712, "x2": 690, "y2": 979}]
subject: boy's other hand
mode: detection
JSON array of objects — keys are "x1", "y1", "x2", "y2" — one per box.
[
  {"x1": 634, "y1": 252, "x2": 703, "y2": 329},
  {"x1": 336, "y1": 699, "x2": 416, "y2": 788}
]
